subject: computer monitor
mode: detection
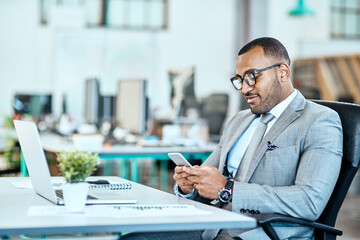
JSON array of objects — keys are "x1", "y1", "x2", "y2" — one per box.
[
  {"x1": 13, "y1": 93, "x2": 52, "y2": 119},
  {"x1": 168, "y1": 66, "x2": 198, "y2": 118},
  {"x1": 116, "y1": 79, "x2": 148, "y2": 134},
  {"x1": 84, "y1": 78, "x2": 100, "y2": 125},
  {"x1": 99, "y1": 95, "x2": 116, "y2": 124}
]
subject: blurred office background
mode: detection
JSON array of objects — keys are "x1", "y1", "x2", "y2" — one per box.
[
  {"x1": 0, "y1": 0, "x2": 360, "y2": 238},
  {"x1": 1, "y1": 0, "x2": 359, "y2": 123}
]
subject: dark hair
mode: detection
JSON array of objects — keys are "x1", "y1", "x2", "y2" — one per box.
[{"x1": 238, "y1": 37, "x2": 291, "y2": 66}]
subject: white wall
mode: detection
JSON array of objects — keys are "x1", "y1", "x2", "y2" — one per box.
[
  {"x1": 250, "y1": 0, "x2": 360, "y2": 61},
  {"x1": 266, "y1": 0, "x2": 331, "y2": 60},
  {"x1": 0, "y1": 0, "x2": 240, "y2": 123},
  {"x1": 0, "y1": 0, "x2": 39, "y2": 117}
]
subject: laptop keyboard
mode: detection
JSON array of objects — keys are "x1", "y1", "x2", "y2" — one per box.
[{"x1": 56, "y1": 190, "x2": 97, "y2": 200}]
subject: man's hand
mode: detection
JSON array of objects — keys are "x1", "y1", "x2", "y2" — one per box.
[
  {"x1": 185, "y1": 164, "x2": 227, "y2": 199},
  {"x1": 173, "y1": 165, "x2": 199, "y2": 194}
]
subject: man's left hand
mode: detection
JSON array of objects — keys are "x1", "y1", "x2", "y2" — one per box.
[{"x1": 185, "y1": 164, "x2": 227, "y2": 199}]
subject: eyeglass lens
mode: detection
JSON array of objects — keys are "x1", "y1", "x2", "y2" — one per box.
[
  {"x1": 232, "y1": 73, "x2": 256, "y2": 90},
  {"x1": 232, "y1": 78, "x2": 242, "y2": 89}
]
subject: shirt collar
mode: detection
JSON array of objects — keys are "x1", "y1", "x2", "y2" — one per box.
[{"x1": 268, "y1": 89, "x2": 298, "y2": 119}]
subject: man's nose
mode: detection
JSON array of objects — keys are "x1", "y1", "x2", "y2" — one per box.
[{"x1": 241, "y1": 81, "x2": 253, "y2": 95}]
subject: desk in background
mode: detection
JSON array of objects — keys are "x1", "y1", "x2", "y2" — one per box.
[
  {"x1": 20, "y1": 134, "x2": 216, "y2": 191},
  {"x1": 0, "y1": 176, "x2": 257, "y2": 238}
]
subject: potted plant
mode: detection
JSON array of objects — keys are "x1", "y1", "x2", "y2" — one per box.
[{"x1": 57, "y1": 150, "x2": 99, "y2": 212}]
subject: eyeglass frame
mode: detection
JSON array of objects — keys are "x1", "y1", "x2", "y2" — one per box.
[{"x1": 230, "y1": 63, "x2": 281, "y2": 90}]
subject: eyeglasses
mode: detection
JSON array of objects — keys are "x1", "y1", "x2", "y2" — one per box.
[{"x1": 230, "y1": 63, "x2": 281, "y2": 90}]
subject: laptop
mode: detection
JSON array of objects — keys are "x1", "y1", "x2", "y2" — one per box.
[{"x1": 13, "y1": 120, "x2": 137, "y2": 205}]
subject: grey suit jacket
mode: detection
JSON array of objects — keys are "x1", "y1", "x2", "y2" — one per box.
[{"x1": 193, "y1": 92, "x2": 343, "y2": 240}]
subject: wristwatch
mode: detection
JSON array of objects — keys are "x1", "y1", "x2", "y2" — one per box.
[{"x1": 218, "y1": 179, "x2": 234, "y2": 207}]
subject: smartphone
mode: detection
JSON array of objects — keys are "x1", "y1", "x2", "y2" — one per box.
[{"x1": 168, "y1": 152, "x2": 193, "y2": 167}]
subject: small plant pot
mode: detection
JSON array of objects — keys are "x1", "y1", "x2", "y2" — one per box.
[{"x1": 62, "y1": 182, "x2": 89, "y2": 212}]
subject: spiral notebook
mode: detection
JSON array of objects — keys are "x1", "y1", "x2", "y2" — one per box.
[{"x1": 88, "y1": 182, "x2": 132, "y2": 190}]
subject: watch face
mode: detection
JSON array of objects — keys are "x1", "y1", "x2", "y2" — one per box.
[{"x1": 219, "y1": 189, "x2": 232, "y2": 202}]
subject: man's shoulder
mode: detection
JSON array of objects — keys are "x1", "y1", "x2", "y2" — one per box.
[
  {"x1": 232, "y1": 109, "x2": 253, "y2": 121},
  {"x1": 222, "y1": 109, "x2": 253, "y2": 133},
  {"x1": 301, "y1": 100, "x2": 342, "y2": 127},
  {"x1": 236, "y1": 108, "x2": 253, "y2": 116},
  {"x1": 304, "y1": 100, "x2": 339, "y2": 116}
]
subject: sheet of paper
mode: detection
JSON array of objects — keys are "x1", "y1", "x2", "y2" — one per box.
[
  {"x1": 27, "y1": 205, "x2": 114, "y2": 217},
  {"x1": 8, "y1": 178, "x2": 126, "y2": 189},
  {"x1": 27, "y1": 205, "x2": 212, "y2": 217},
  {"x1": 111, "y1": 204, "x2": 212, "y2": 217},
  {"x1": 8, "y1": 179, "x2": 65, "y2": 189}
]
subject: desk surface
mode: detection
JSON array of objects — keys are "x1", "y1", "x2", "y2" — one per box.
[{"x1": 0, "y1": 177, "x2": 257, "y2": 236}]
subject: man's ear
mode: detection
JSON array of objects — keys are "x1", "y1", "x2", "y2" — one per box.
[{"x1": 279, "y1": 63, "x2": 290, "y2": 81}]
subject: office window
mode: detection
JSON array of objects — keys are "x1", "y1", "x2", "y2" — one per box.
[
  {"x1": 330, "y1": 0, "x2": 360, "y2": 39},
  {"x1": 40, "y1": 0, "x2": 168, "y2": 30}
]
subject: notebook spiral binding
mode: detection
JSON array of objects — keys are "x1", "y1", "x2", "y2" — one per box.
[{"x1": 88, "y1": 182, "x2": 132, "y2": 190}]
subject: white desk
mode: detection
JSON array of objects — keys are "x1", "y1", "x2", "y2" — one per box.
[{"x1": 0, "y1": 177, "x2": 257, "y2": 237}]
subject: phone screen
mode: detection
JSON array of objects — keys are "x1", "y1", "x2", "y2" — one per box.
[{"x1": 168, "y1": 153, "x2": 193, "y2": 167}]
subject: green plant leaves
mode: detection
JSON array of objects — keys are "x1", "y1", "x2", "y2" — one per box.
[{"x1": 56, "y1": 150, "x2": 99, "y2": 183}]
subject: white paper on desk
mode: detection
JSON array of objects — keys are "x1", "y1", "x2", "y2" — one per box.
[
  {"x1": 27, "y1": 205, "x2": 212, "y2": 217},
  {"x1": 111, "y1": 204, "x2": 212, "y2": 217},
  {"x1": 28, "y1": 205, "x2": 116, "y2": 217},
  {"x1": 8, "y1": 179, "x2": 65, "y2": 189}
]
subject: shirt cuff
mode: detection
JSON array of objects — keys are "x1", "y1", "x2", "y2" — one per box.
[{"x1": 174, "y1": 183, "x2": 195, "y2": 198}]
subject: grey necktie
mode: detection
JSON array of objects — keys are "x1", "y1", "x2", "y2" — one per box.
[{"x1": 238, "y1": 113, "x2": 274, "y2": 182}]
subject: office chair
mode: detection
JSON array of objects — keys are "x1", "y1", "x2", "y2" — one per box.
[
  {"x1": 201, "y1": 93, "x2": 229, "y2": 140},
  {"x1": 255, "y1": 100, "x2": 360, "y2": 240}
]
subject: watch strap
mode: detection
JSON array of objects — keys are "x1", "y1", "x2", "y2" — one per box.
[{"x1": 224, "y1": 179, "x2": 234, "y2": 190}]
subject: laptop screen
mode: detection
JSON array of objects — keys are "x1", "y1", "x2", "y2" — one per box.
[{"x1": 13, "y1": 120, "x2": 59, "y2": 204}]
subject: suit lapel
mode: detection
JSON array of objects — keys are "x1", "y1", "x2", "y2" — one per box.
[
  {"x1": 238, "y1": 92, "x2": 307, "y2": 182},
  {"x1": 219, "y1": 113, "x2": 256, "y2": 173}
]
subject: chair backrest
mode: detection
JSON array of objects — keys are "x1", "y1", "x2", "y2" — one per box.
[
  {"x1": 201, "y1": 93, "x2": 229, "y2": 135},
  {"x1": 312, "y1": 100, "x2": 360, "y2": 231}
]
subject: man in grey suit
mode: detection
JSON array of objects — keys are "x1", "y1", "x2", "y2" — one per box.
[{"x1": 122, "y1": 38, "x2": 343, "y2": 240}]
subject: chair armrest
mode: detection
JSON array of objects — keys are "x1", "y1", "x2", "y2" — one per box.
[{"x1": 252, "y1": 213, "x2": 342, "y2": 240}]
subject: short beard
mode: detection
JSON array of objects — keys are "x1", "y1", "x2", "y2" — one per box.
[{"x1": 251, "y1": 76, "x2": 282, "y2": 115}]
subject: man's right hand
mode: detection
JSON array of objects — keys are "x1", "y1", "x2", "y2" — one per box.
[{"x1": 173, "y1": 165, "x2": 199, "y2": 194}]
